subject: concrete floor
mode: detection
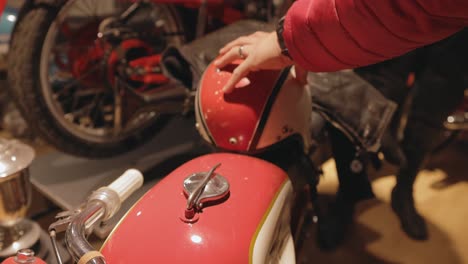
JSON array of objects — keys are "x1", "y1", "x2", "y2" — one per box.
[{"x1": 306, "y1": 143, "x2": 468, "y2": 264}]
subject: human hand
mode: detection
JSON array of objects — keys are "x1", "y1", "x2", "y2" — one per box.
[{"x1": 214, "y1": 31, "x2": 293, "y2": 93}]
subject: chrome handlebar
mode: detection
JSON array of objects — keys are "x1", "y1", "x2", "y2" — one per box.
[{"x1": 49, "y1": 169, "x2": 144, "y2": 264}]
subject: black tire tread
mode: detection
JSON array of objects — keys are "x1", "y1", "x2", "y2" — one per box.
[{"x1": 8, "y1": 6, "x2": 170, "y2": 158}]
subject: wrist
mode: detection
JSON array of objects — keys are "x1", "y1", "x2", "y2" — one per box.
[{"x1": 276, "y1": 16, "x2": 292, "y2": 60}]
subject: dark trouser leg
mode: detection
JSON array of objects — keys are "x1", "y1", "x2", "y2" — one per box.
[
  {"x1": 392, "y1": 87, "x2": 465, "y2": 239},
  {"x1": 392, "y1": 30, "x2": 467, "y2": 239},
  {"x1": 316, "y1": 124, "x2": 374, "y2": 250},
  {"x1": 329, "y1": 125, "x2": 374, "y2": 203},
  {"x1": 315, "y1": 53, "x2": 416, "y2": 250},
  {"x1": 391, "y1": 121, "x2": 440, "y2": 240}
]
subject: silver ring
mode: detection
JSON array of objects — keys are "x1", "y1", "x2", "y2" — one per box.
[{"x1": 238, "y1": 45, "x2": 245, "y2": 59}]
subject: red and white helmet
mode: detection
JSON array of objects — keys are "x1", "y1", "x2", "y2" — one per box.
[{"x1": 195, "y1": 60, "x2": 312, "y2": 153}]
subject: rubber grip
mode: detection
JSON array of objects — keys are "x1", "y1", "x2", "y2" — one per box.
[{"x1": 108, "y1": 169, "x2": 144, "y2": 202}]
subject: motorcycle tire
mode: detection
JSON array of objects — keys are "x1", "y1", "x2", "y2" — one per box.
[{"x1": 8, "y1": 1, "x2": 186, "y2": 158}]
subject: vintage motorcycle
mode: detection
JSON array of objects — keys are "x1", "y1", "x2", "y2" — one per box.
[
  {"x1": 4, "y1": 5, "x2": 403, "y2": 260},
  {"x1": 69, "y1": 63, "x2": 320, "y2": 264},
  {"x1": 4, "y1": 58, "x2": 321, "y2": 264},
  {"x1": 7, "y1": 0, "x2": 291, "y2": 158}
]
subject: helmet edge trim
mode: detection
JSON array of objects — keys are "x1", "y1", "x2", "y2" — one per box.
[{"x1": 248, "y1": 66, "x2": 292, "y2": 152}]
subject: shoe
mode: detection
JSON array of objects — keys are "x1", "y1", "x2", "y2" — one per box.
[
  {"x1": 316, "y1": 195, "x2": 355, "y2": 250},
  {"x1": 391, "y1": 187, "x2": 428, "y2": 240}
]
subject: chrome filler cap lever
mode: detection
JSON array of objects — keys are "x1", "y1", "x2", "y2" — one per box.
[{"x1": 182, "y1": 163, "x2": 229, "y2": 222}]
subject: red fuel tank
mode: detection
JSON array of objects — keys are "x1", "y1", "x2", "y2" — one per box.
[{"x1": 101, "y1": 153, "x2": 293, "y2": 264}]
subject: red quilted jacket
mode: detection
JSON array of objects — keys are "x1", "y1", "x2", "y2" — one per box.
[{"x1": 283, "y1": 0, "x2": 468, "y2": 72}]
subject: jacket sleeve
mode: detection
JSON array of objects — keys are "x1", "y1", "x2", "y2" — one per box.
[{"x1": 282, "y1": 0, "x2": 468, "y2": 72}]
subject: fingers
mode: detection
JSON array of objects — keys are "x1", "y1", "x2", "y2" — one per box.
[
  {"x1": 219, "y1": 32, "x2": 268, "y2": 54},
  {"x1": 216, "y1": 31, "x2": 273, "y2": 93},
  {"x1": 219, "y1": 36, "x2": 251, "y2": 54},
  {"x1": 215, "y1": 45, "x2": 249, "y2": 69},
  {"x1": 222, "y1": 60, "x2": 251, "y2": 93}
]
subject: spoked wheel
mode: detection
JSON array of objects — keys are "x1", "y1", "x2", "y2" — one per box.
[{"x1": 9, "y1": 0, "x2": 186, "y2": 158}]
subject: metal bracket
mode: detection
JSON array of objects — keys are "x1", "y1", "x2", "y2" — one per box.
[{"x1": 48, "y1": 209, "x2": 80, "y2": 264}]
